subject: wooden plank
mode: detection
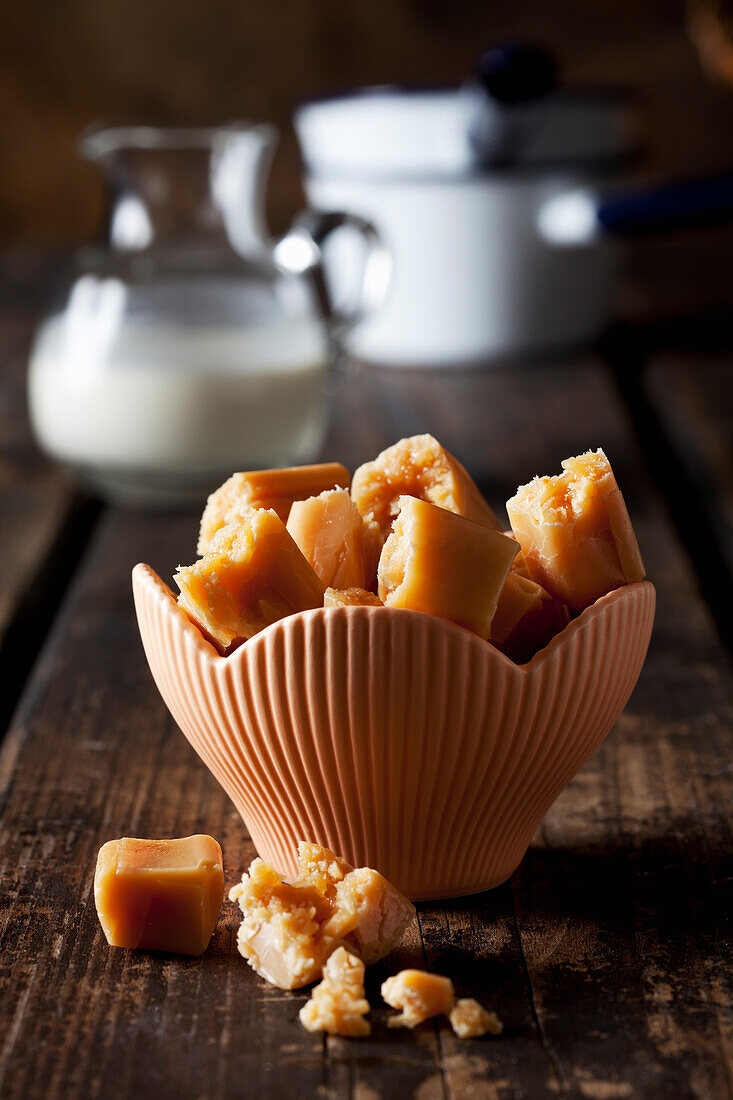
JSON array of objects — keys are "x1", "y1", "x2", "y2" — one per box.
[
  {"x1": 606, "y1": 336, "x2": 733, "y2": 652},
  {"x1": 643, "y1": 355, "x2": 733, "y2": 577},
  {"x1": 0, "y1": 356, "x2": 731, "y2": 1098},
  {"x1": 0, "y1": 253, "x2": 100, "y2": 733}
]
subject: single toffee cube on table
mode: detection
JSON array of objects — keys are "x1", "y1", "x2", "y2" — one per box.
[{"x1": 94, "y1": 835, "x2": 224, "y2": 956}]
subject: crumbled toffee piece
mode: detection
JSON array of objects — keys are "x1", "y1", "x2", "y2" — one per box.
[
  {"x1": 449, "y1": 998, "x2": 503, "y2": 1038},
  {"x1": 381, "y1": 969, "x2": 455, "y2": 1029},
  {"x1": 228, "y1": 843, "x2": 415, "y2": 989},
  {"x1": 299, "y1": 947, "x2": 371, "y2": 1037}
]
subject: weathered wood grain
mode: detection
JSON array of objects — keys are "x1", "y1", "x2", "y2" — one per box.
[{"x1": 0, "y1": 353, "x2": 731, "y2": 1099}]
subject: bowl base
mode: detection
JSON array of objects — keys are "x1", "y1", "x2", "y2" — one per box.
[{"x1": 408, "y1": 871, "x2": 513, "y2": 904}]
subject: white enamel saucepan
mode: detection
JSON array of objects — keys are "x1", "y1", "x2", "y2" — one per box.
[{"x1": 294, "y1": 45, "x2": 733, "y2": 367}]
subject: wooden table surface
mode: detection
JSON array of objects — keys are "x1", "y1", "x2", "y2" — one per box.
[{"x1": 0, "y1": 250, "x2": 731, "y2": 1100}]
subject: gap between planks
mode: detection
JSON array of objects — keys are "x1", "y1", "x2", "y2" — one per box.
[{"x1": 0, "y1": 494, "x2": 103, "y2": 746}]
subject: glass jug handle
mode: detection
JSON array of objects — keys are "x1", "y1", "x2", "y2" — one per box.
[{"x1": 273, "y1": 211, "x2": 391, "y2": 335}]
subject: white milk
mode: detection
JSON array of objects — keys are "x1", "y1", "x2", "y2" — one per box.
[{"x1": 28, "y1": 315, "x2": 330, "y2": 504}]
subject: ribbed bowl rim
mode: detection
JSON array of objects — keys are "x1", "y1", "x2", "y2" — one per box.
[{"x1": 133, "y1": 563, "x2": 655, "y2": 673}]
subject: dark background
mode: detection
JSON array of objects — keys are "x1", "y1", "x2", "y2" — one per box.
[{"x1": 1, "y1": 0, "x2": 733, "y2": 243}]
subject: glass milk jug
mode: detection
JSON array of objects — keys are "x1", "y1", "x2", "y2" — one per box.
[{"x1": 28, "y1": 124, "x2": 387, "y2": 504}]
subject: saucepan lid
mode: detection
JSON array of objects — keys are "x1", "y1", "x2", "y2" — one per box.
[{"x1": 295, "y1": 44, "x2": 637, "y2": 180}]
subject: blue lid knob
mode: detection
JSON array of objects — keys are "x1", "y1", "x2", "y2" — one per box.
[{"x1": 476, "y1": 43, "x2": 557, "y2": 105}]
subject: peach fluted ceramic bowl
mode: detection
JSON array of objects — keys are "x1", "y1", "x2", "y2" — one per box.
[{"x1": 132, "y1": 564, "x2": 655, "y2": 901}]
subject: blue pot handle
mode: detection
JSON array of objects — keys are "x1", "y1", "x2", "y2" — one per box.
[{"x1": 597, "y1": 172, "x2": 733, "y2": 236}]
